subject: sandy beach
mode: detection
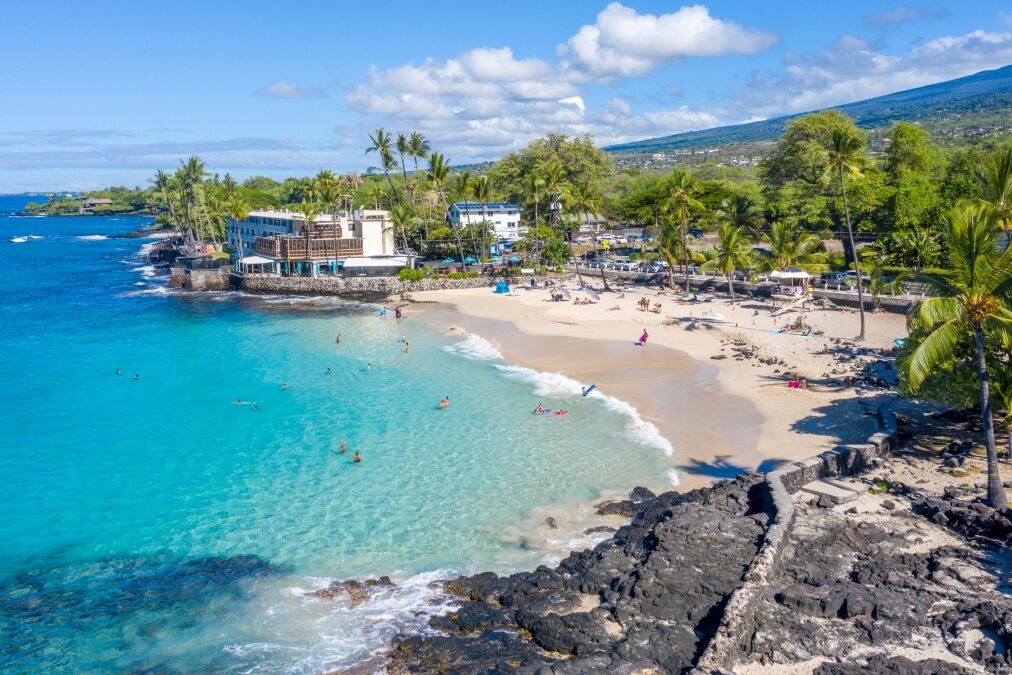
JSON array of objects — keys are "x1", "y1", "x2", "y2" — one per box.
[{"x1": 409, "y1": 280, "x2": 908, "y2": 491}]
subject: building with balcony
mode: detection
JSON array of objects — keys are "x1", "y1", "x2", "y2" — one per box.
[
  {"x1": 227, "y1": 208, "x2": 400, "y2": 277},
  {"x1": 447, "y1": 202, "x2": 522, "y2": 240}
]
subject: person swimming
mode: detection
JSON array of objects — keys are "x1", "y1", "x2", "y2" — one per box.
[
  {"x1": 133, "y1": 373, "x2": 140, "y2": 380},
  {"x1": 115, "y1": 369, "x2": 122, "y2": 376},
  {"x1": 251, "y1": 404, "x2": 259, "y2": 411},
  {"x1": 336, "y1": 333, "x2": 341, "y2": 344},
  {"x1": 340, "y1": 440, "x2": 347, "y2": 454},
  {"x1": 438, "y1": 396, "x2": 449, "y2": 409},
  {"x1": 366, "y1": 362, "x2": 372, "y2": 371},
  {"x1": 352, "y1": 451, "x2": 362, "y2": 463},
  {"x1": 281, "y1": 383, "x2": 289, "y2": 389},
  {"x1": 326, "y1": 367, "x2": 332, "y2": 375},
  {"x1": 404, "y1": 342, "x2": 410, "y2": 353},
  {"x1": 535, "y1": 402, "x2": 545, "y2": 413}
]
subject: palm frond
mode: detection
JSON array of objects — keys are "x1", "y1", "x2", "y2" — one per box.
[{"x1": 907, "y1": 319, "x2": 963, "y2": 391}]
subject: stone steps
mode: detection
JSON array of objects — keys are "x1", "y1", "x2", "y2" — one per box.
[{"x1": 799, "y1": 478, "x2": 864, "y2": 504}]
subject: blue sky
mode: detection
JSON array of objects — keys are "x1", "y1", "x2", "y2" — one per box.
[{"x1": 2, "y1": 1, "x2": 1011, "y2": 191}]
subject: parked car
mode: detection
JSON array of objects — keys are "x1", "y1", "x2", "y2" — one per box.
[
  {"x1": 687, "y1": 228, "x2": 703, "y2": 239},
  {"x1": 843, "y1": 270, "x2": 869, "y2": 282},
  {"x1": 575, "y1": 235, "x2": 592, "y2": 243},
  {"x1": 731, "y1": 270, "x2": 749, "y2": 282},
  {"x1": 615, "y1": 261, "x2": 640, "y2": 272},
  {"x1": 820, "y1": 272, "x2": 850, "y2": 283},
  {"x1": 610, "y1": 236, "x2": 629, "y2": 245}
]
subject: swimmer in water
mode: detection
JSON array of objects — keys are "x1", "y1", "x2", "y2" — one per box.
[
  {"x1": 133, "y1": 373, "x2": 140, "y2": 380},
  {"x1": 251, "y1": 404, "x2": 258, "y2": 411},
  {"x1": 115, "y1": 369, "x2": 122, "y2": 376},
  {"x1": 281, "y1": 383, "x2": 289, "y2": 389},
  {"x1": 340, "y1": 440, "x2": 347, "y2": 454},
  {"x1": 326, "y1": 367, "x2": 332, "y2": 375},
  {"x1": 535, "y1": 402, "x2": 545, "y2": 413},
  {"x1": 352, "y1": 451, "x2": 362, "y2": 463},
  {"x1": 367, "y1": 362, "x2": 372, "y2": 371},
  {"x1": 401, "y1": 335, "x2": 407, "y2": 342},
  {"x1": 336, "y1": 333, "x2": 341, "y2": 344},
  {"x1": 404, "y1": 342, "x2": 410, "y2": 353},
  {"x1": 438, "y1": 396, "x2": 449, "y2": 409}
]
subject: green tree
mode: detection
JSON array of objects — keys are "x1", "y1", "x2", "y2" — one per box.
[
  {"x1": 702, "y1": 223, "x2": 753, "y2": 303},
  {"x1": 760, "y1": 221, "x2": 827, "y2": 271},
  {"x1": 389, "y1": 203, "x2": 416, "y2": 253},
  {"x1": 903, "y1": 203, "x2": 1012, "y2": 510},
  {"x1": 365, "y1": 128, "x2": 399, "y2": 207},
  {"x1": 407, "y1": 132, "x2": 431, "y2": 206},
  {"x1": 662, "y1": 170, "x2": 704, "y2": 292},
  {"x1": 569, "y1": 177, "x2": 609, "y2": 290},
  {"x1": 821, "y1": 125, "x2": 869, "y2": 340},
  {"x1": 977, "y1": 146, "x2": 1012, "y2": 249},
  {"x1": 427, "y1": 152, "x2": 467, "y2": 271}
]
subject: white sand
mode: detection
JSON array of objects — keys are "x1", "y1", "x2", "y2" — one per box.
[{"x1": 409, "y1": 282, "x2": 908, "y2": 490}]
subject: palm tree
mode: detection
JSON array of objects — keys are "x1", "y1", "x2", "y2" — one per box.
[
  {"x1": 703, "y1": 223, "x2": 753, "y2": 303},
  {"x1": 149, "y1": 170, "x2": 193, "y2": 252},
  {"x1": 407, "y1": 132, "x2": 431, "y2": 207},
  {"x1": 226, "y1": 198, "x2": 250, "y2": 259},
  {"x1": 428, "y1": 152, "x2": 467, "y2": 271},
  {"x1": 821, "y1": 125, "x2": 869, "y2": 340},
  {"x1": 523, "y1": 171, "x2": 546, "y2": 271},
  {"x1": 473, "y1": 174, "x2": 492, "y2": 261},
  {"x1": 866, "y1": 257, "x2": 906, "y2": 311},
  {"x1": 365, "y1": 128, "x2": 399, "y2": 206},
  {"x1": 221, "y1": 173, "x2": 239, "y2": 201},
  {"x1": 718, "y1": 194, "x2": 760, "y2": 237},
  {"x1": 389, "y1": 203, "x2": 416, "y2": 253},
  {"x1": 366, "y1": 183, "x2": 388, "y2": 210},
  {"x1": 977, "y1": 146, "x2": 1012, "y2": 250},
  {"x1": 904, "y1": 203, "x2": 1012, "y2": 510},
  {"x1": 570, "y1": 178, "x2": 609, "y2": 290},
  {"x1": 543, "y1": 162, "x2": 582, "y2": 288},
  {"x1": 455, "y1": 170, "x2": 476, "y2": 257},
  {"x1": 395, "y1": 132, "x2": 413, "y2": 207},
  {"x1": 761, "y1": 222, "x2": 828, "y2": 271},
  {"x1": 663, "y1": 170, "x2": 704, "y2": 293}
]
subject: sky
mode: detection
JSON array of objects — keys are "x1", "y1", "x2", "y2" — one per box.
[{"x1": 2, "y1": 1, "x2": 1012, "y2": 191}]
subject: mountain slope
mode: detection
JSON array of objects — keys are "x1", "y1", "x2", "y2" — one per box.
[{"x1": 605, "y1": 64, "x2": 1012, "y2": 156}]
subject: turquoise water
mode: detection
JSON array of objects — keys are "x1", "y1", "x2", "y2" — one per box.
[{"x1": 0, "y1": 196, "x2": 676, "y2": 672}]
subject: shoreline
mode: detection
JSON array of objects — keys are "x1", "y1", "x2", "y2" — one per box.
[{"x1": 406, "y1": 283, "x2": 908, "y2": 491}]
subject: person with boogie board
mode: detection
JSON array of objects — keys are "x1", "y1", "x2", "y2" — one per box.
[
  {"x1": 637, "y1": 329, "x2": 649, "y2": 346},
  {"x1": 582, "y1": 384, "x2": 597, "y2": 397}
]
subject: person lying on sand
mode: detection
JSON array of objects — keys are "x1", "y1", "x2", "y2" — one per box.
[{"x1": 608, "y1": 305, "x2": 621, "y2": 311}]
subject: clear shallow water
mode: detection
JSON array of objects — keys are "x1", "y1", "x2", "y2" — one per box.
[{"x1": 0, "y1": 197, "x2": 676, "y2": 672}]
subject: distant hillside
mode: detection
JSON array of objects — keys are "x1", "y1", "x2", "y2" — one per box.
[{"x1": 605, "y1": 64, "x2": 1012, "y2": 165}]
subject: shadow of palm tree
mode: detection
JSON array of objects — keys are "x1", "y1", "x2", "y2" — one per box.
[{"x1": 681, "y1": 455, "x2": 791, "y2": 478}]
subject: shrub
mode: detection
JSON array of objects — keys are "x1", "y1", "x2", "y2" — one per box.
[
  {"x1": 398, "y1": 268, "x2": 425, "y2": 282},
  {"x1": 447, "y1": 271, "x2": 479, "y2": 279}
]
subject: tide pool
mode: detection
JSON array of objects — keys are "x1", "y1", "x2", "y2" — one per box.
[{"x1": 0, "y1": 200, "x2": 678, "y2": 672}]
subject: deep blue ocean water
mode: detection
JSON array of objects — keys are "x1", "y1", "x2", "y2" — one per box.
[{"x1": 0, "y1": 195, "x2": 680, "y2": 672}]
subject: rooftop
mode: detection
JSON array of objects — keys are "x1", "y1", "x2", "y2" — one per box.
[{"x1": 451, "y1": 202, "x2": 520, "y2": 211}]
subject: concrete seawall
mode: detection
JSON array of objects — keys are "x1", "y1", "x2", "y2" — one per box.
[
  {"x1": 229, "y1": 273, "x2": 496, "y2": 299},
  {"x1": 694, "y1": 404, "x2": 898, "y2": 672}
]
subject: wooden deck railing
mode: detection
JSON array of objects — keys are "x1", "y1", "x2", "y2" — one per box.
[{"x1": 254, "y1": 236, "x2": 364, "y2": 259}]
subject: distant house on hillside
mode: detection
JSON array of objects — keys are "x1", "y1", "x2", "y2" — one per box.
[
  {"x1": 447, "y1": 202, "x2": 521, "y2": 240},
  {"x1": 81, "y1": 198, "x2": 113, "y2": 214}
]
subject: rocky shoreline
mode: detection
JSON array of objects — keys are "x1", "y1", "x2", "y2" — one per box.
[{"x1": 312, "y1": 420, "x2": 1011, "y2": 674}]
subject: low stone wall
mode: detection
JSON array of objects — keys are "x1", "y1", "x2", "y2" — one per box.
[
  {"x1": 695, "y1": 404, "x2": 898, "y2": 672},
  {"x1": 230, "y1": 273, "x2": 495, "y2": 299}
]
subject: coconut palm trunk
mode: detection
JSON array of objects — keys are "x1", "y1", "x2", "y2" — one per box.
[
  {"x1": 681, "y1": 211, "x2": 691, "y2": 294},
  {"x1": 974, "y1": 325, "x2": 1007, "y2": 510},
  {"x1": 839, "y1": 165, "x2": 866, "y2": 340}
]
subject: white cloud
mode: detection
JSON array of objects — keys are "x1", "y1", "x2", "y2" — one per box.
[
  {"x1": 260, "y1": 80, "x2": 326, "y2": 99},
  {"x1": 737, "y1": 29, "x2": 1012, "y2": 118},
  {"x1": 864, "y1": 5, "x2": 945, "y2": 27},
  {"x1": 560, "y1": 3, "x2": 777, "y2": 81}
]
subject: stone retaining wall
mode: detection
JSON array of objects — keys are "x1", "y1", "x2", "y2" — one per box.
[
  {"x1": 230, "y1": 273, "x2": 496, "y2": 298},
  {"x1": 694, "y1": 404, "x2": 898, "y2": 672}
]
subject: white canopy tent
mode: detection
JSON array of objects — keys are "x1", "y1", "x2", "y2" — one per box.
[{"x1": 237, "y1": 255, "x2": 276, "y2": 274}]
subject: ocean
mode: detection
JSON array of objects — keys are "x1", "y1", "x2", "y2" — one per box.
[{"x1": 0, "y1": 194, "x2": 679, "y2": 672}]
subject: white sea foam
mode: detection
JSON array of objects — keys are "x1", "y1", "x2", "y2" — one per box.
[
  {"x1": 132, "y1": 265, "x2": 157, "y2": 279},
  {"x1": 10, "y1": 235, "x2": 44, "y2": 243},
  {"x1": 495, "y1": 363, "x2": 675, "y2": 457},
  {"x1": 77, "y1": 234, "x2": 108, "y2": 241},
  {"x1": 121, "y1": 286, "x2": 173, "y2": 297},
  {"x1": 441, "y1": 334, "x2": 504, "y2": 360},
  {"x1": 223, "y1": 569, "x2": 459, "y2": 672},
  {"x1": 137, "y1": 241, "x2": 158, "y2": 257}
]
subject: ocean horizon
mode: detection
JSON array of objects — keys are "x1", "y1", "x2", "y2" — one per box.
[{"x1": 0, "y1": 195, "x2": 683, "y2": 672}]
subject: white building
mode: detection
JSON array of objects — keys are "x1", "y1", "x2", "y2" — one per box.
[
  {"x1": 447, "y1": 202, "x2": 522, "y2": 240},
  {"x1": 227, "y1": 208, "x2": 400, "y2": 277}
]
